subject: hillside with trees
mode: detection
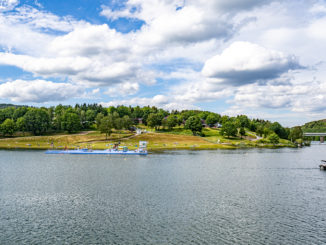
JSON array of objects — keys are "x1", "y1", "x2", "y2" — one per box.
[
  {"x1": 0, "y1": 103, "x2": 304, "y2": 149},
  {"x1": 302, "y1": 119, "x2": 326, "y2": 133}
]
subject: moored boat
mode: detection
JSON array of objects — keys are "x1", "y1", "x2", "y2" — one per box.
[
  {"x1": 45, "y1": 141, "x2": 148, "y2": 155},
  {"x1": 45, "y1": 149, "x2": 147, "y2": 155},
  {"x1": 320, "y1": 161, "x2": 326, "y2": 170}
]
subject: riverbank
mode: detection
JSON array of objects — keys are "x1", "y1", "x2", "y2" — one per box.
[{"x1": 0, "y1": 130, "x2": 295, "y2": 151}]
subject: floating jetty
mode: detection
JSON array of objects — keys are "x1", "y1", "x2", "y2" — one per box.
[
  {"x1": 45, "y1": 149, "x2": 147, "y2": 155},
  {"x1": 45, "y1": 141, "x2": 148, "y2": 155}
]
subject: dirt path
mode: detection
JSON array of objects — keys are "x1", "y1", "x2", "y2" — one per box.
[
  {"x1": 74, "y1": 131, "x2": 94, "y2": 135},
  {"x1": 77, "y1": 132, "x2": 140, "y2": 144}
]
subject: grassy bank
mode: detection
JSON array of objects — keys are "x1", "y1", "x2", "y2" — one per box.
[
  {"x1": 0, "y1": 131, "x2": 132, "y2": 150},
  {"x1": 0, "y1": 131, "x2": 234, "y2": 151},
  {"x1": 0, "y1": 128, "x2": 295, "y2": 151}
]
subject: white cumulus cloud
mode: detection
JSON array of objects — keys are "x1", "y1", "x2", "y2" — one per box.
[
  {"x1": 105, "y1": 82, "x2": 139, "y2": 97},
  {"x1": 228, "y1": 78, "x2": 326, "y2": 115},
  {"x1": 1, "y1": 0, "x2": 326, "y2": 123},
  {"x1": 0, "y1": 80, "x2": 83, "y2": 103},
  {"x1": 0, "y1": 0, "x2": 19, "y2": 11},
  {"x1": 202, "y1": 41, "x2": 302, "y2": 85}
]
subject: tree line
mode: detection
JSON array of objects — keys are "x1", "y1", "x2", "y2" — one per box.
[{"x1": 0, "y1": 104, "x2": 303, "y2": 143}]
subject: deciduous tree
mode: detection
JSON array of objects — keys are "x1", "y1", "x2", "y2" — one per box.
[
  {"x1": 166, "y1": 115, "x2": 177, "y2": 130},
  {"x1": 220, "y1": 122, "x2": 237, "y2": 138},
  {"x1": 185, "y1": 116, "x2": 203, "y2": 135},
  {"x1": 289, "y1": 126, "x2": 303, "y2": 142},
  {"x1": 239, "y1": 127, "x2": 246, "y2": 138},
  {"x1": 16, "y1": 117, "x2": 26, "y2": 136},
  {"x1": 147, "y1": 113, "x2": 161, "y2": 130},
  {"x1": 206, "y1": 113, "x2": 220, "y2": 127},
  {"x1": 1, "y1": 118, "x2": 16, "y2": 136},
  {"x1": 61, "y1": 111, "x2": 81, "y2": 133},
  {"x1": 95, "y1": 113, "x2": 104, "y2": 128},
  {"x1": 122, "y1": 115, "x2": 132, "y2": 129},
  {"x1": 24, "y1": 108, "x2": 50, "y2": 135},
  {"x1": 100, "y1": 115, "x2": 114, "y2": 140}
]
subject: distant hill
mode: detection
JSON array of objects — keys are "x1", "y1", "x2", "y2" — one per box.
[
  {"x1": 0, "y1": 104, "x2": 26, "y2": 109},
  {"x1": 302, "y1": 119, "x2": 326, "y2": 133}
]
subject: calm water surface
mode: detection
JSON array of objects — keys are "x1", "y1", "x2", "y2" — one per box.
[{"x1": 1, "y1": 146, "x2": 326, "y2": 244}]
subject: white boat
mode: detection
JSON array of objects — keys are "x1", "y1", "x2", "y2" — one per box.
[{"x1": 45, "y1": 149, "x2": 147, "y2": 155}]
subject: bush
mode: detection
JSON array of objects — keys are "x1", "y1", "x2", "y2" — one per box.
[
  {"x1": 257, "y1": 138, "x2": 269, "y2": 144},
  {"x1": 268, "y1": 133, "x2": 280, "y2": 144}
]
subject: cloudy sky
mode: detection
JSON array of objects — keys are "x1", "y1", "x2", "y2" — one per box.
[{"x1": 0, "y1": 0, "x2": 325, "y2": 126}]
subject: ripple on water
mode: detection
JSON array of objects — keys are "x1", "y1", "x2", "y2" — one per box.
[{"x1": 1, "y1": 148, "x2": 326, "y2": 244}]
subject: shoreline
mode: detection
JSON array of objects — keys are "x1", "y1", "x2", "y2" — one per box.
[
  {"x1": 0, "y1": 131, "x2": 296, "y2": 152},
  {"x1": 0, "y1": 142, "x2": 296, "y2": 151}
]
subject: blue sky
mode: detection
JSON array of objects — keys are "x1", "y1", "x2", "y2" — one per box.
[{"x1": 0, "y1": 0, "x2": 326, "y2": 126}]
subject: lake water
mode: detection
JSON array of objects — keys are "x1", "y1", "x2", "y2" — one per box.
[{"x1": 1, "y1": 146, "x2": 326, "y2": 244}]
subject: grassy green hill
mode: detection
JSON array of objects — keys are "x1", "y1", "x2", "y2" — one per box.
[{"x1": 302, "y1": 119, "x2": 326, "y2": 133}]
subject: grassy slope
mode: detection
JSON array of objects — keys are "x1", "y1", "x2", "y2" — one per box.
[
  {"x1": 124, "y1": 133, "x2": 234, "y2": 150},
  {"x1": 0, "y1": 131, "x2": 133, "y2": 150},
  {"x1": 0, "y1": 132, "x2": 234, "y2": 150},
  {"x1": 157, "y1": 127, "x2": 293, "y2": 148},
  {"x1": 0, "y1": 127, "x2": 294, "y2": 150}
]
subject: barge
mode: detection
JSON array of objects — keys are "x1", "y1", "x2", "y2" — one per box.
[{"x1": 45, "y1": 141, "x2": 148, "y2": 155}]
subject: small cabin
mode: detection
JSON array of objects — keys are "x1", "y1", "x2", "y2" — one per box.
[
  {"x1": 213, "y1": 123, "x2": 222, "y2": 128},
  {"x1": 136, "y1": 118, "x2": 143, "y2": 124}
]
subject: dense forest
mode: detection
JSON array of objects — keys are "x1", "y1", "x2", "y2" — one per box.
[
  {"x1": 302, "y1": 119, "x2": 326, "y2": 133},
  {"x1": 0, "y1": 103, "x2": 304, "y2": 143}
]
